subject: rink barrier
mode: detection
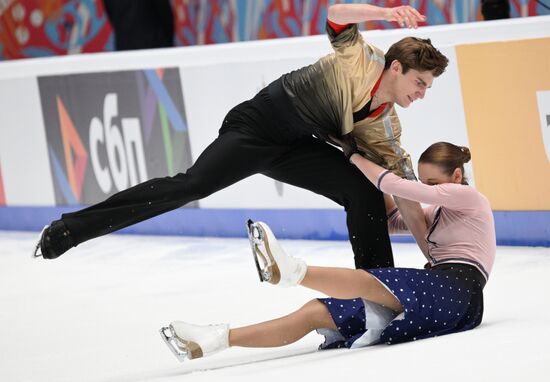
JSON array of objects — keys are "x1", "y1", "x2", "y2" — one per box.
[
  {"x1": 1, "y1": 17, "x2": 549, "y2": 248},
  {"x1": 0, "y1": 207, "x2": 548, "y2": 247}
]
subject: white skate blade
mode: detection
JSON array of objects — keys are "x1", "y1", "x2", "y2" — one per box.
[
  {"x1": 31, "y1": 225, "x2": 49, "y2": 259},
  {"x1": 247, "y1": 219, "x2": 266, "y2": 282},
  {"x1": 159, "y1": 326, "x2": 189, "y2": 362},
  {"x1": 246, "y1": 219, "x2": 279, "y2": 284}
]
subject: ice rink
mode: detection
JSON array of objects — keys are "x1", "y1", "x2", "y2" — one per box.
[{"x1": 1, "y1": 230, "x2": 549, "y2": 382}]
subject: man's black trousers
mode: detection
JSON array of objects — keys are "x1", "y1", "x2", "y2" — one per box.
[{"x1": 62, "y1": 82, "x2": 394, "y2": 269}]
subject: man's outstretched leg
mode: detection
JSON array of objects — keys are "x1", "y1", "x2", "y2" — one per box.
[{"x1": 33, "y1": 129, "x2": 288, "y2": 259}]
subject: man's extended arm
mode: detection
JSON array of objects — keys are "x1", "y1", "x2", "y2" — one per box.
[{"x1": 328, "y1": 3, "x2": 425, "y2": 28}]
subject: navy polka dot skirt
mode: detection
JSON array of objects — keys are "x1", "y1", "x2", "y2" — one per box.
[{"x1": 318, "y1": 263, "x2": 485, "y2": 348}]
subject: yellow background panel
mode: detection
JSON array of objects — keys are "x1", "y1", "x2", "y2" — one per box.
[{"x1": 456, "y1": 38, "x2": 550, "y2": 210}]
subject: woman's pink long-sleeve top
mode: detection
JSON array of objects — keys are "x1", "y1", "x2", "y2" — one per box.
[{"x1": 377, "y1": 170, "x2": 496, "y2": 281}]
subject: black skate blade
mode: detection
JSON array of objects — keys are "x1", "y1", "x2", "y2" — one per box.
[
  {"x1": 31, "y1": 225, "x2": 49, "y2": 259},
  {"x1": 159, "y1": 326, "x2": 189, "y2": 362}
]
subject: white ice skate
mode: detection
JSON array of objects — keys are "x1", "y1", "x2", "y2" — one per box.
[
  {"x1": 246, "y1": 219, "x2": 307, "y2": 287},
  {"x1": 159, "y1": 322, "x2": 229, "y2": 361}
]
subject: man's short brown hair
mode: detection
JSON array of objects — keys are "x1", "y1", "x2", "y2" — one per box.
[{"x1": 384, "y1": 37, "x2": 449, "y2": 77}]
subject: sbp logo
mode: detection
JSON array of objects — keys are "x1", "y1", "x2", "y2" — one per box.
[
  {"x1": 39, "y1": 68, "x2": 192, "y2": 206},
  {"x1": 90, "y1": 93, "x2": 148, "y2": 194},
  {"x1": 536, "y1": 91, "x2": 550, "y2": 165}
]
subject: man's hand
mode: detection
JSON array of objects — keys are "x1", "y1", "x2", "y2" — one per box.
[
  {"x1": 385, "y1": 6, "x2": 426, "y2": 28},
  {"x1": 329, "y1": 134, "x2": 364, "y2": 162}
]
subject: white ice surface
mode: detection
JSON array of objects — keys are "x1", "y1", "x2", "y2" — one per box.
[{"x1": 1, "y1": 231, "x2": 549, "y2": 382}]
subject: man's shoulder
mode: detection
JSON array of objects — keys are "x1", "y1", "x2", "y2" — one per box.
[{"x1": 364, "y1": 41, "x2": 385, "y2": 60}]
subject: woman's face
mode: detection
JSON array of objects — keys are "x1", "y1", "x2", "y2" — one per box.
[{"x1": 418, "y1": 162, "x2": 461, "y2": 185}]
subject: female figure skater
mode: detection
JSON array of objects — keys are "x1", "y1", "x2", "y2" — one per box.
[{"x1": 160, "y1": 142, "x2": 496, "y2": 361}]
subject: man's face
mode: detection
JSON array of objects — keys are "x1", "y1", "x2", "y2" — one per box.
[{"x1": 393, "y1": 65, "x2": 435, "y2": 108}]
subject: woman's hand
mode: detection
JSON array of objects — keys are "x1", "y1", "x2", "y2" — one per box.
[{"x1": 385, "y1": 6, "x2": 426, "y2": 28}]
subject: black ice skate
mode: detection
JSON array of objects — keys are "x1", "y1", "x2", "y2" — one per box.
[
  {"x1": 32, "y1": 220, "x2": 74, "y2": 259},
  {"x1": 246, "y1": 219, "x2": 306, "y2": 287}
]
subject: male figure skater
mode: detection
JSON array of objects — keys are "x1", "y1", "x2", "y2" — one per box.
[{"x1": 34, "y1": 3, "x2": 448, "y2": 270}]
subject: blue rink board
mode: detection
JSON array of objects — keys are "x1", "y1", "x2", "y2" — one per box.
[{"x1": 0, "y1": 207, "x2": 548, "y2": 247}]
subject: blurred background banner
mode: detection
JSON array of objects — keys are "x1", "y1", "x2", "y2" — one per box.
[
  {"x1": 2, "y1": 0, "x2": 550, "y2": 60},
  {"x1": 0, "y1": 3, "x2": 549, "y2": 245},
  {"x1": 456, "y1": 37, "x2": 550, "y2": 210},
  {"x1": 37, "y1": 68, "x2": 194, "y2": 206},
  {"x1": 0, "y1": 0, "x2": 111, "y2": 59}
]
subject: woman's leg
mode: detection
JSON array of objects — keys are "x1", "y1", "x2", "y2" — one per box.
[
  {"x1": 229, "y1": 266, "x2": 403, "y2": 349},
  {"x1": 229, "y1": 299, "x2": 336, "y2": 348},
  {"x1": 301, "y1": 267, "x2": 403, "y2": 312},
  {"x1": 249, "y1": 220, "x2": 402, "y2": 312}
]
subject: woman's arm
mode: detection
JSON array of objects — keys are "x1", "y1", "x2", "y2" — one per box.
[
  {"x1": 349, "y1": 153, "x2": 430, "y2": 258},
  {"x1": 383, "y1": 193, "x2": 397, "y2": 215},
  {"x1": 349, "y1": 153, "x2": 386, "y2": 187},
  {"x1": 393, "y1": 197, "x2": 429, "y2": 257},
  {"x1": 350, "y1": 153, "x2": 479, "y2": 209},
  {"x1": 327, "y1": 3, "x2": 425, "y2": 28}
]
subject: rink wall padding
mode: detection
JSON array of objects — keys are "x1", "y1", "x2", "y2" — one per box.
[
  {"x1": 1, "y1": 16, "x2": 549, "y2": 247},
  {"x1": 1, "y1": 207, "x2": 548, "y2": 247}
]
